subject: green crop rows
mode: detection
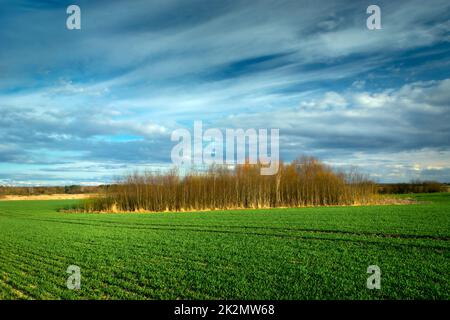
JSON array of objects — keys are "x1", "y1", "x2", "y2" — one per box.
[{"x1": 0, "y1": 193, "x2": 449, "y2": 299}]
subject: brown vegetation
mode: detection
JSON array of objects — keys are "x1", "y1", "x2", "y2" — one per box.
[{"x1": 78, "y1": 156, "x2": 378, "y2": 213}]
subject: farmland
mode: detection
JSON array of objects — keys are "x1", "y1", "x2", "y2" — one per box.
[{"x1": 0, "y1": 193, "x2": 449, "y2": 300}]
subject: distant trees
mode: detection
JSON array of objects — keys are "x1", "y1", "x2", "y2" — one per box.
[
  {"x1": 378, "y1": 181, "x2": 447, "y2": 194},
  {"x1": 0, "y1": 185, "x2": 103, "y2": 196},
  {"x1": 80, "y1": 156, "x2": 377, "y2": 213},
  {"x1": 3, "y1": 163, "x2": 447, "y2": 210}
]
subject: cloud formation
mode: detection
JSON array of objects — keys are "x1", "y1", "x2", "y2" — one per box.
[{"x1": 0, "y1": 0, "x2": 449, "y2": 184}]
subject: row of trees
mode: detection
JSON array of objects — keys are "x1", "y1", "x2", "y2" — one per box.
[
  {"x1": 79, "y1": 156, "x2": 377, "y2": 213},
  {"x1": 378, "y1": 181, "x2": 447, "y2": 194},
  {"x1": 0, "y1": 185, "x2": 102, "y2": 196}
]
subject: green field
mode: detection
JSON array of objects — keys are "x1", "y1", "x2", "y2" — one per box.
[{"x1": 0, "y1": 193, "x2": 449, "y2": 300}]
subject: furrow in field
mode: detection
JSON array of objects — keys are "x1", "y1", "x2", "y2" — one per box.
[
  {"x1": 1, "y1": 245, "x2": 148, "y2": 298},
  {"x1": 20, "y1": 215, "x2": 450, "y2": 242},
  {"x1": 1, "y1": 241, "x2": 208, "y2": 299},
  {"x1": 17, "y1": 219, "x2": 449, "y2": 252},
  {"x1": 0, "y1": 250, "x2": 71, "y2": 299}
]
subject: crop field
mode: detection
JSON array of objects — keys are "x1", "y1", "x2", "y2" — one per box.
[{"x1": 0, "y1": 193, "x2": 449, "y2": 300}]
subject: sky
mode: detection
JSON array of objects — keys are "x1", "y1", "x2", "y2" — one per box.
[{"x1": 0, "y1": 0, "x2": 449, "y2": 185}]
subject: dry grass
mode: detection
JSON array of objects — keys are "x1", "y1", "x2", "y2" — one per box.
[
  {"x1": 0, "y1": 194, "x2": 98, "y2": 201},
  {"x1": 67, "y1": 195, "x2": 417, "y2": 214}
]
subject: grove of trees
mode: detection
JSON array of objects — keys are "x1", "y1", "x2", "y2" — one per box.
[{"x1": 79, "y1": 156, "x2": 377, "y2": 213}]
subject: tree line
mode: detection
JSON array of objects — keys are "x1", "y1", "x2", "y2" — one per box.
[
  {"x1": 0, "y1": 185, "x2": 102, "y2": 196},
  {"x1": 77, "y1": 156, "x2": 377, "y2": 213},
  {"x1": 378, "y1": 181, "x2": 448, "y2": 194}
]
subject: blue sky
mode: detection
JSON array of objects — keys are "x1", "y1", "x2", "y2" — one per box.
[{"x1": 0, "y1": 0, "x2": 449, "y2": 185}]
